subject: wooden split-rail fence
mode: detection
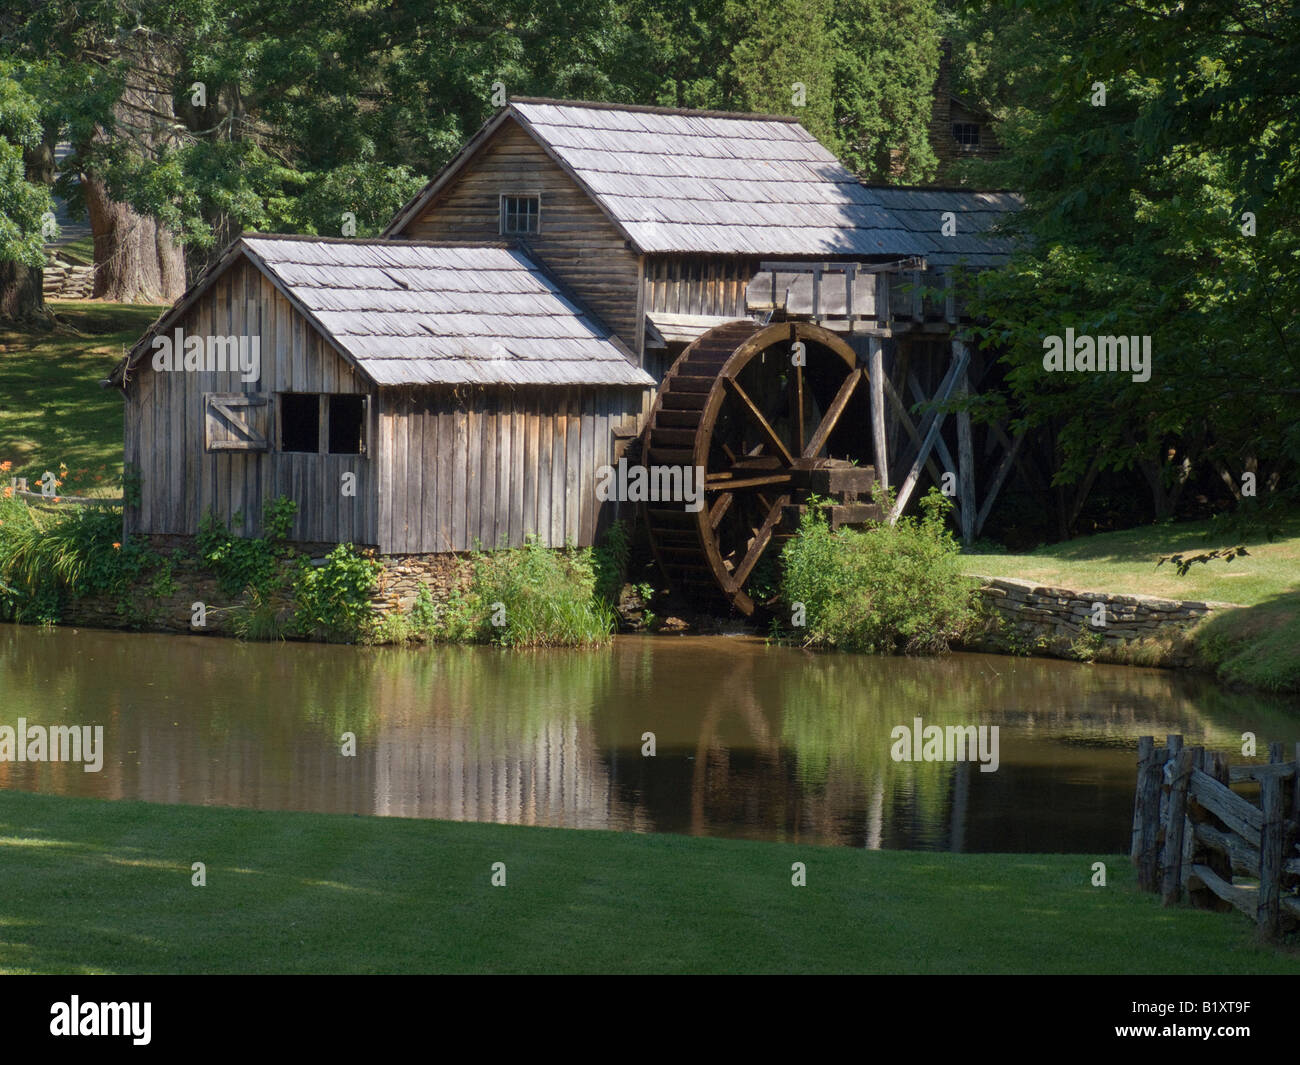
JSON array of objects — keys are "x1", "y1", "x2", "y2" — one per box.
[{"x1": 1131, "y1": 734, "x2": 1300, "y2": 940}]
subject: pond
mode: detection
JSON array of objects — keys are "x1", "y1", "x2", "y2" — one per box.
[{"x1": 1, "y1": 624, "x2": 1295, "y2": 852}]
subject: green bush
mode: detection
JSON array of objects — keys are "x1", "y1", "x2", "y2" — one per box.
[
  {"x1": 780, "y1": 489, "x2": 979, "y2": 655},
  {"x1": 197, "y1": 496, "x2": 297, "y2": 598},
  {"x1": 428, "y1": 537, "x2": 614, "y2": 648},
  {"x1": 292, "y1": 543, "x2": 383, "y2": 643},
  {"x1": 592, "y1": 519, "x2": 631, "y2": 604}
]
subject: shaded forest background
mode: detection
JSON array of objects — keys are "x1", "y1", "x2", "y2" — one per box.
[{"x1": 0, "y1": 0, "x2": 1296, "y2": 536}]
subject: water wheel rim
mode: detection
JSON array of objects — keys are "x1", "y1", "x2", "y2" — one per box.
[
  {"x1": 695, "y1": 322, "x2": 861, "y2": 614},
  {"x1": 644, "y1": 320, "x2": 865, "y2": 617}
]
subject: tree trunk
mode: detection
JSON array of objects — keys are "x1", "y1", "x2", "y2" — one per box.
[
  {"x1": 82, "y1": 30, "x2": 187, "y2": 303},
  {"x1": 0, "y1": 139, "x2": 58, "y2": 320},
  {"x1": 0, "y1": 260, "x2": 44, "y2": 321},
  {"x1": 83, "y1": 176, "x2": 186, "y2": 303}
]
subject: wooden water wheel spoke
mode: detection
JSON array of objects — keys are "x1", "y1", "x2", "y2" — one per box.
[
  {"x1": 731, "y1": 494, "x2": 790, "y2": 586},
  {"x1": 709, "y1": 492, "x2": 734, "y2": 529},
  {"x1": 705, "y1": 467, "x2": 792, "y2": 490},
  {"x1": 803, "y1": 367, "x2": 864, "y2": 459},
  {"x1": 642, "y1": 320, "x2": 875, "y2": 616},
  {"x1": 722, "y1": 375, "x2": 794, "y2": 466},
  {"x1": 795, "y1": 361, "x2": 805, "y2": 454}
]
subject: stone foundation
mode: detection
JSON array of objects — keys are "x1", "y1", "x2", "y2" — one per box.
[
  {"x1": 965, "y1": 575, "x2": 1237, "y2": 667},
  {"x1": 56, "y1": 538, "x2": 476, "y2": 638}
]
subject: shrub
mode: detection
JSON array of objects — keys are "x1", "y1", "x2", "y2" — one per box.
[
  {"x1": 780, "y1": 488, "x2": 979, "y2": 654},
  {"x1": 592, "y1": 519, "x2": 631, "y2": 603},
  {"x1": 292, "y1": 544, "x2": 382, "y2": 643},
  {"x1": 197, "y1": 496, "x2": 297, "y2": 598}
]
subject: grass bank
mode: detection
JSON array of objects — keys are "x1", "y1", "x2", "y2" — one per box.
[
  {"x1": 963, "y1": 519, "x2": 1300, "y2": 692},
  {"x1": 0, "y1": 300, "x2": 163, "y2": 491},
  {"x1": 962, "y1": 518, "x2": 1300, "y2": 607},
  {"x1": 0, "y1": 791, "x2": 1294, "y2": 974}
]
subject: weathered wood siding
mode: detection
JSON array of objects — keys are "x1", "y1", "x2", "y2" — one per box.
[
  {"x1": 376, "y1": 384, "x2": 643, "y2": 553},
  {"x1": 124, "y1": 258, "x2": 376, "y2": 544},
  {"x1": 644, "y1": 255, "x2": 760, "y2": 318},
  {"x1": 397, "y1": 120, "x2": 643, "y2": 360}
]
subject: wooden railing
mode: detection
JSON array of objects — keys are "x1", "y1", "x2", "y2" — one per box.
[{"x1": 1131, "y1": 734, "x2": 1300, "y2": 940}]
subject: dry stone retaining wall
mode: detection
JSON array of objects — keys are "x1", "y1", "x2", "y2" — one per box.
[{"x1": 967, "y1": 574, "x2": 1236, "y2": 667}]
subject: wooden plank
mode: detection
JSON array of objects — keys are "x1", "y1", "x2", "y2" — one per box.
[
  {"x1": 523, "y1": 392, "x2": 540, "y2": 542},
  {"x1": 509, "y1": 390, "x2": 525, "y2": 547},
  {"x1": 1258, "y1": 742, "x2": 1286, "y2": 938},
  {"x1": 955, "y1": 342, "x2": 975, "y2": 545},
  {"x1": 975, "y1": 430, "x2": 1026, "y2": 537},
  {"x1": 465, "y1": 398, "x2": 481, "y2": 550},
  {"x1": 1133, "y1": 737, "x2": 1162, "y2": 891},
  {"x1": 1161, "y1": 745, "x2": 1197, "y2": 905},
  {"x1": 578, "y1": 388, "x2": 595, "y2": 545},
  {"x1": 437, "y1": 396, "x2": 454, "y2": 553},
  {"x1": 1189, "y1": 769, "x2": 1263, "y2": 848},
  {"x1": 1187, "y1": 864, "x2": 1258, "y2": 920},
  {"x1": 553, "y1": 389, "x2": 570, "y2": 547},
  {"x1": 481, "y1": 391, "x2": 498, "y2": 549},
  {"x1": 868, "y1": 337, "x2": 888, "y2": 491},
  {"x1": 452, "y1": 392, "x2": 469, "y2": 550},
  {"x1": 537, "y1": 396, "x2": 554, "y2": 547},
  {"x1": 724, "y1": 376, "x2": 793, "y2": 465},
  {"x1": 1192, "y1": 820, "x2": 1260, "y2": 879}
]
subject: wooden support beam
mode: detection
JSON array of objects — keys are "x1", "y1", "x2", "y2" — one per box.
[
  {"x1": 1259, "y1": 742, "x2": 1286, "y2": 939},
  {"x1": 888, "y1": 344, "x2": 969, "y2": 522},
  {"x1": 975, "y1": 430, "x2": 1026, "y2": 538},
  {"x1": 906, "y1": 374, "x2": 959, "y2": 487},
  {"x1": 882, "y1": 372, "x2": 958, "y2": 523},
  {"x1": 1161, "y1": 745, "x2": 1197, "y2": 905},
  {"x1": 869, "y1": 336, "x2": 888, "y2": 492},
  {"x1": 955, "y1": 340, "x2": 975, "y2": 545}
]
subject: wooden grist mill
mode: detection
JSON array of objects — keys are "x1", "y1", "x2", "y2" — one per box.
[
  {"x1": 642, "y1": 314, "x2": 881, "y2": 616},
  {"x1": 111, "y1": 98, "x2": 1022, "y2": 603}
]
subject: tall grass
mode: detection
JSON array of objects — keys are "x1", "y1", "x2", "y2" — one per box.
[
  {"x1": 0, "y1": 497, "x2": 154, "y2": 622},
  {"x1": 431, "y1": 537, "x2": 615, "y2": 648}
]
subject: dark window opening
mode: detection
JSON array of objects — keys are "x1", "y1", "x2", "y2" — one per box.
[
  {"x1": 501, "y1": 195, "x2": 540, "y2": 235},
  {"x1": 953, "y1": 122, "x2": 981, "y2": 147},
  {"x1": 280, "y1": 393, "x2": 320, "y2": 452},
  {"x1": 329, "y1": 394, "x2": 366, "y2": 455}
]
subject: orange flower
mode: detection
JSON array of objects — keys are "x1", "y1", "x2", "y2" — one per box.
[
  {"x1": 0, "y1": 461, "x2": 11, "y2": 472},
  {"x1": 112, "y1": 542, "x2": 121, "y2": 550},
  {"x1": 2, "y1": 486, "x2": 11, "y2": 499}
]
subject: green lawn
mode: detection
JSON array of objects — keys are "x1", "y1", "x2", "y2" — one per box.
[
  {"x1": 962, "y1": 518, "x2": 1300, "y2": 607},
  {"x1": 0, "y1": 300, "x2": 164, "y2": 494},
  {"x1": 1, "y1": 791, "x2": 1294, "y2": 975}
]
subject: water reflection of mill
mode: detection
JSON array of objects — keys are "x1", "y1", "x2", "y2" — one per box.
[{"x1": 3, "y1": 628, "x2": 1294, "y2": 852}]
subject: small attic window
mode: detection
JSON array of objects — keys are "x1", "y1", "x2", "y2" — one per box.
[
  {"x1": 953, "y1": 122, "x2": 981, "y2": 147},
  {"x1": 501, "y1": 195, "x2": 540, "y2": 235}
]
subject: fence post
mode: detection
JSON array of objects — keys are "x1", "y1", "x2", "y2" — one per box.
[
  {"x1": 1132, "y1": 736, "x2": 1161, "y2": 891},
  {"x1": 1162, "y1": 745, "x2": 1196, "y2": 906},
  {"x1": 1258, "y1": 742, "x2": 1285, "y2": 940}
]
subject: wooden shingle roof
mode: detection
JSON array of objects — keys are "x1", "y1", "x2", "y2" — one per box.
[
  {"x1": 387, "y1": 98, "x2": 939, "y2": 259},
  {"x1": 866, "y1": 187, "x2": 1021, "y2": 268},
  {"x1": 113, "y1": 235, "x2": 654, "y2": 389}
]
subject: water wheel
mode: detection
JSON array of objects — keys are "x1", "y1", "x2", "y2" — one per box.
[{"x1": 642, "y1": 320, "x2": 880, "y2": 616}]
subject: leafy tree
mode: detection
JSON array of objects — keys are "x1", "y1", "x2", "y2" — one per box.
[
  {"x1": 0, "y1": 61, "x2": 54, "y2": 318},
  {"x1": 958, "y1": 0, "x2": 1300, "y2": 520}
]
